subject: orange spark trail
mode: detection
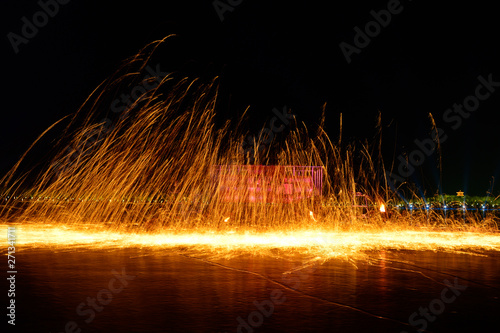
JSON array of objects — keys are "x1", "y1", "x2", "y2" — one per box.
[{"x1": 5, "y1": 224, "x2": 499, "y2": 259}]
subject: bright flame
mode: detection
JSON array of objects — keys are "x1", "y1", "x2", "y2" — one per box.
[{"x1": 379, "y1": 204, "x2": 386, "y2": 213}]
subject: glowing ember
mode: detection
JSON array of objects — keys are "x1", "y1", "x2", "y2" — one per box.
[{"x1": 380, "y1": 204, "x2": 386, "y2": 213}]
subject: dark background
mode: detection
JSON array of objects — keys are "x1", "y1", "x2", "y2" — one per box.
[{"x1": 1, "y1": 0, "x2": 499, "y2": 196}]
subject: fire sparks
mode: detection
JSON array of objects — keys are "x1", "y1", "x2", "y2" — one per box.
[
  {"x1": 5, "y1": 224, "x2": 499, "y2": 258},
  {"x1": 0, "y1": 37, "x2": 499, "y2": 251}
]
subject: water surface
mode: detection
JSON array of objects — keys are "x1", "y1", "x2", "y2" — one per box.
[{"x1": 11, "y1": 247, "x2": 500, "y2": 333}]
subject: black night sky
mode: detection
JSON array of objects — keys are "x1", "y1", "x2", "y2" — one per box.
[{"x1": 1, "y1": 0, "x2": 499, "y2": 196}]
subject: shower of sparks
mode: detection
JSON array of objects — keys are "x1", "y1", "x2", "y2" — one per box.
[{"x1": 0, "y1": 37, "x2": 499, "y2": 256}]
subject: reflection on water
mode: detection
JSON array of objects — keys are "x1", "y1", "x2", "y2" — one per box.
[{"x1": 13, "y1": 247, "x2": 500, "y2": 333}]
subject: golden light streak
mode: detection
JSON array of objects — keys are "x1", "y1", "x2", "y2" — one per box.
[{"x1": 5, "y1": 224, "x2": 499, "y2": 258}]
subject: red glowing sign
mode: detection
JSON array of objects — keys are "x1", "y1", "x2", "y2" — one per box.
[{"x1": 211, "y1": 165, "x2": 323, "y2": 203}]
